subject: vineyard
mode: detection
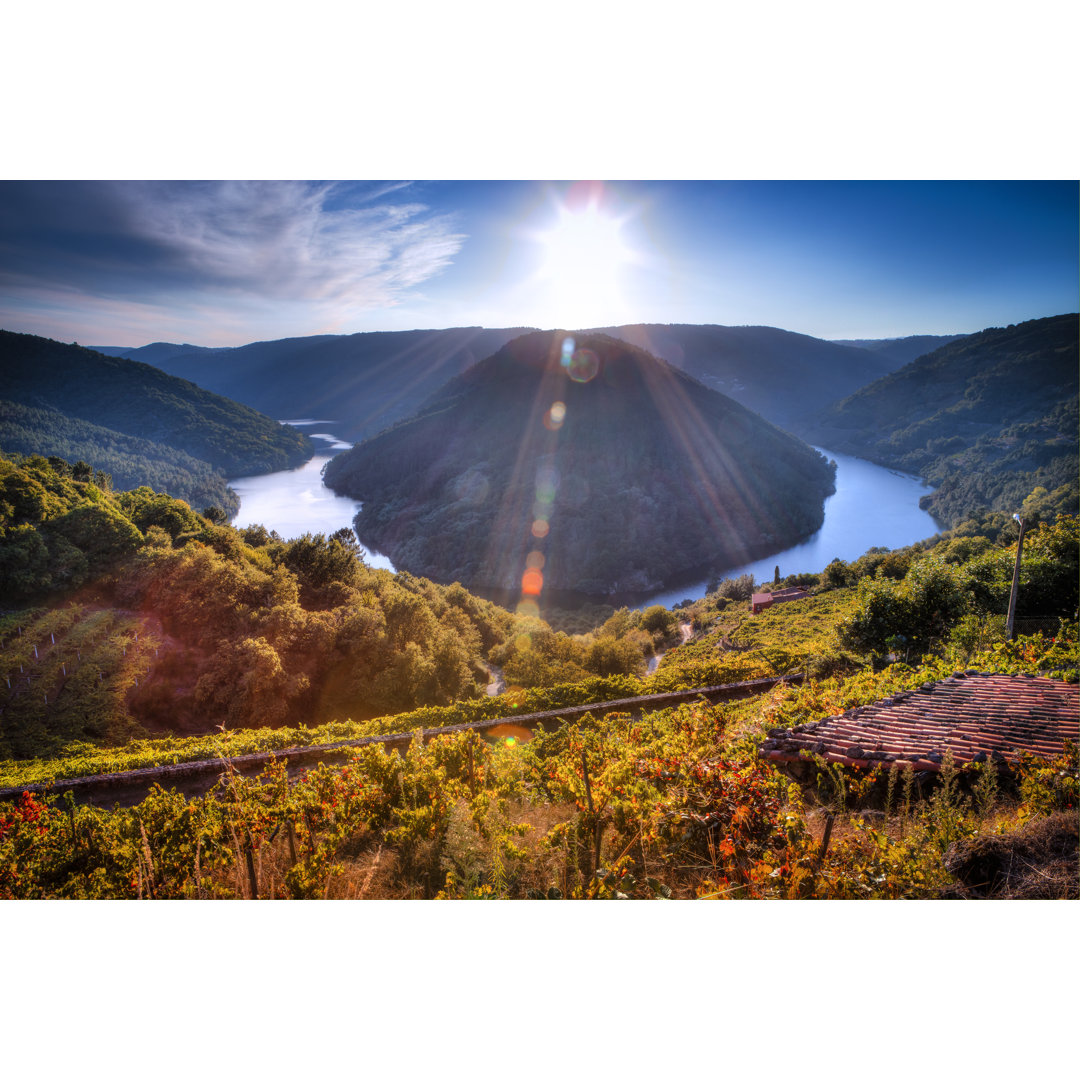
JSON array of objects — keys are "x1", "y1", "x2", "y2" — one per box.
[
  {"x1": 2, "y1": 626, "x2": 1076, "y2": 899},
  {"x1": 0, "y1": 605, "x2": 160, "y2": 760}
]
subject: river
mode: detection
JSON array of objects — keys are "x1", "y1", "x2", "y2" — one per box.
[
  {"x1": 228, "y1": 431, "x2": 938, "y2": 608},
  {"x1": 227, "y1": 421, "x2": 396, "y2": 572},
  {"x1": 639, "y1": 447, "x2": 939, "y2": 609}
]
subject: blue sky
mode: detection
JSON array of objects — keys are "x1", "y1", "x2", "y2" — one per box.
[{"x1": 0, "y1": 179, "x2": 1075, "y2": 347}]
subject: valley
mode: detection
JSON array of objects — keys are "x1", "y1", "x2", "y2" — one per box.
[{"x1": 1, "y1": 314, "x2": 1076, "y2": 902}]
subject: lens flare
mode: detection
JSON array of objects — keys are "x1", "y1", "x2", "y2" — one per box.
[
  {"x1": 531, "y1": 518, "x2": 549, "y2": 538},
  {"x1": 521, "y1": 567, "x2": 543, "y2": 595},
  {"x1": 568, "y1": 347, "x2": 600, "y2": 383},
  {"x1": 525, "y1": 550, "x2": 545, "y2": 570},
  {"x1": 560, "y1": 336, "x2": 575, "y2": 368},
  {"x1": 488, "y1": 723, "x2": 533, "y2": 746},
  {"x1": 544, "y1": 400, "x2": 567, "y2": 430},
  {"x1": 516, "y1": 599, "x2": 539, "y2": 618}
]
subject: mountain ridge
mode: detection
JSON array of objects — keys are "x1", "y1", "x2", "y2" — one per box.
[
  {"x1": 95, "y1": 321, "x2": 942, "y2": 442},
  {"x1": 95, "y1": 327, "x2": 537, "y2": 443}
]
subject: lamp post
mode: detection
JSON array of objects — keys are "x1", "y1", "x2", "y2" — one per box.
[{"x1": 1005, "y1": 514, "x2": 1026, "y2": 641}]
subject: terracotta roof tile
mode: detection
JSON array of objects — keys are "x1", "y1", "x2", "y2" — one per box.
[{"x1": 760, "y1": 673, "x2": 1079, "y2": 772}]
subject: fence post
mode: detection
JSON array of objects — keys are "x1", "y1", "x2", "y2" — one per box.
[{"x1": 1006, "y1": 516, "x2": 1026, "y2": 641}]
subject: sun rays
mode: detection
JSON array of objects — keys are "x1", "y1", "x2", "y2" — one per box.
[{"x1": 472, "y1": 330, "x2": 813, "y2": 619}]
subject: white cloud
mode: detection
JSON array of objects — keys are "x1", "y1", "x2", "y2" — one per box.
[
  {"x1": 1, "y1": 180, "x2": 468, "y2": 343},
  {"x1": 122, "y1": 180, "x2": 466, "y2": 306}
]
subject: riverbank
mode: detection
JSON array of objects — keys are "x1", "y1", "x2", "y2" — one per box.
[
  {"x1": 227, "y1": 421, "x2": 396, "y2": 571},
  {"x1": 228, "y1": 433, "x2": 939, "y2": 614}
]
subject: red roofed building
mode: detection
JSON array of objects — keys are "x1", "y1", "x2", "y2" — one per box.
[
  {"x1": 759, "y1": 671, "x2": 1079, "y2": 773},
  {"x1": 750, "y1": 586, "x2": 810, "y2": 614}
]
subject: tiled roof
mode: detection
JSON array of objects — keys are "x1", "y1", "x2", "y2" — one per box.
[{"x1": 760, "y1": 672, "x2": 1079, "y2": 772}]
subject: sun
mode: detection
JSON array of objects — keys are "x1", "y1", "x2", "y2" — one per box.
[{"x1": 532, "y1": 185, "x2": 636, "y2": 329}]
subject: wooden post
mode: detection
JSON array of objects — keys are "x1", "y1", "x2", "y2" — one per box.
[
  {"x1": 244, "y1": 832, "x2": 259, "y2": 900},
  {"x1": 814, "y1": 811, "x2": 835, "y2": 871},
  {"x1": 139, "y1": 822, "x2": 157, "y2": 899},
  {"x1": 1005, "y1": 516, "x2": 1026, "y2": 641},
  {"x1": 303, "y1": 808, "x2": 316, "y2": 854},
  {"x1": 581, "y1": 748, "x2": 597, "y2": 881}
]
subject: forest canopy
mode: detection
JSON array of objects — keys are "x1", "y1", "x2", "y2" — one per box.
[
  {"x1": 0, "y1": 329, "x2": 312, "y2": 512},
  {"x1": 804, "y1": 314, "x2": 1079, "y2": 526}
]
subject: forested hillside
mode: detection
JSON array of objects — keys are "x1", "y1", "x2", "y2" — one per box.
[
  {"x1": 102, "y1": 327, "x2": 534, "y2": 443},
  {"x1": 0, "y1": 330, "x2": 312, "y2": 480},
  {"x1": 804, "y1": 314, "x2": 1079, "y2": 525},
  {"x1": 0, "y1": 453, "x2": 536, "y2": 760},
  {"x1": 0, "y1": 401, "x2": 243, "y2": 513},
  {"x1": 325, "y1": 331, "x2": 836, "y2": 597}
]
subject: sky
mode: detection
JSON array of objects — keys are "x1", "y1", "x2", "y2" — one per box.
[{"x1": 1, "y1": 179, "x2": 1076, "y2": 348}]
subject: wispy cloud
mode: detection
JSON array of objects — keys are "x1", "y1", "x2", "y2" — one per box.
[{"x1": 0, "y1": 180, "x2": 467, "y2": 343}]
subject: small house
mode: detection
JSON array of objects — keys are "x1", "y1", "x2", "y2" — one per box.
[{"x1": 750, "y1": 586, "x2": 809, "y2": 614}]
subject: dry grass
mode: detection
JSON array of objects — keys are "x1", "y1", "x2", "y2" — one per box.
[{"x1": 943, "y1": 811, "x2": 1079, "y2": 899}]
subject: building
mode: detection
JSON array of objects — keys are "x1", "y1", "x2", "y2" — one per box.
[{"x1": 750, "y1": 586, "x2": 810, "y2": 614}]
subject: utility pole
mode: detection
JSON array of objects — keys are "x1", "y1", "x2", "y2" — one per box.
[{"x1": 1005, "y1": 514, "x2": 1026, "y2": 641}]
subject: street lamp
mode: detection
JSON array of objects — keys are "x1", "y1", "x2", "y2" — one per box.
[{"x1": 1005, "y1": 514, "x2": 1026, "y2": 641}]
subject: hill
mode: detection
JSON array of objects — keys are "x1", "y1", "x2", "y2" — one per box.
[
  {"x1": 829, "y1": 334, "x2": 966, "y2": 366},
  {"x1": 0, "y1": 330, "x2": 312, "y2": 510},
  {"x1": 585, "y1": 323, "x2": 906, "y2": 429},
  {"x1": 1, "y1": 472, "x2": 1076, "y2": 900},
  {"x1": 0, "y1": 400, "x2": 245, "y2": 514},
  {"x1": 804, "y1": 314, "x2": 1079, "y2": 525},
  {"x1": 324, "y1": 331, "x2": 836, "y2": 598},
  {"x1": 100, "y1": 327, "x2": 534, "y2": 443}
]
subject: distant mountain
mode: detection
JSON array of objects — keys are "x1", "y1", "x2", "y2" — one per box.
[
  {"x1": 0, "y1": 330, "x2": 312, "y2": 511},
  {"x1": 584, "y1": 323, "x2": 905, "y2": 429},
  {"x1": 103, "y1": 322, "x2": 928, "y2": 444},
  {"x1": 829, "y1": 334, "x2": 967, "y2": 367},
  {"x1": 324, "y1": 331, "x2": 836, "y2": 598},
  {"x1": 805, "y1": 314, "x2": 1079, "y2": 525},
  {"x1": 90, "y1": 342, "x2": 236, "y2": 365},
  {"x1": 102, "y1": 327, "x2": 535, "y2": 443}
]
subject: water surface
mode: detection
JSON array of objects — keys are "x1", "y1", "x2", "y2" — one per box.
[
  {"x1": 229, "y1": 434, "x2": 938, "y2": 607},
  {"x1": 638, "y1": 447, "x2": 939, "y2": 609},
  {"x1": 228, "y1": 424, "x2": 395, "y2": 571}
]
